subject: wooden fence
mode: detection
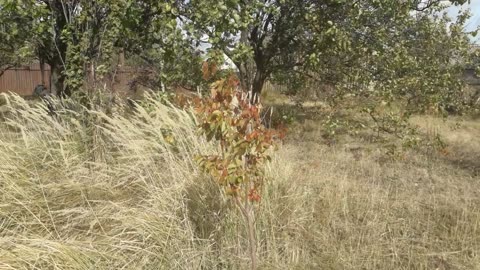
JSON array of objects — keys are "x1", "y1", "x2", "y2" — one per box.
[
  {"x1": 0, "y1": 63, "x2": 139, "y2": 96},
  {"x1": 0, "y1": 64, "x2": 51, "y2": 96},
  {"x1": 2, "y1": 64, "x2": 480, "y2": 97}
]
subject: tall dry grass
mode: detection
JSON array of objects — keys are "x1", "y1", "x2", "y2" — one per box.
[
  {"x1": 1, "y1": 93, "x2": 480, "y2": 269},
  {"x1": 0, "y1": 94, "x2": 312, "y2": 269}
]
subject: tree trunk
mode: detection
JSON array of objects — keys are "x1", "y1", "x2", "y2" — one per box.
[
  {"x1": 234, "y1": 29, "x2": 269, "y2": 104},
  {"x1": 237, "y1": 65, "x2": 267, "y2": 104},
  {"x1": 50, "y1": 61, "x2": 68, "y2": 97},
  {"x1": 45, "y1": 0, "x2": 69, "y2": 97},
  {"x1": 236, "y1": 29, "x2": 255, "y2": 94},
  {"x1": 39, "y1": 58, "x2": 46, "y2": 86},
  {"x1": 251, "y1": 70, "x2": 266, "y2": 104},
  {"x1": 238, "y1": 63, "x2": 252, "y2": 91},
  {"x1": 119, "y1": 48, "x2": 125, "y2": 66}
]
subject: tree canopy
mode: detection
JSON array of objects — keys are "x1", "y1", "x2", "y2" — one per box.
[
  {"x1": 0, "y1": 0, "x2": 180, "y2": 95},
  {"x1": 0, "y1": 0, "x2": 477, "y2": 112}
]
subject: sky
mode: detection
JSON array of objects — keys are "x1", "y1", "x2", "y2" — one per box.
[{"x1": 447, "y1": 0, "x2": 480, "y2": 39}]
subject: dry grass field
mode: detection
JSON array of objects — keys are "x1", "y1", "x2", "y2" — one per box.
[{"x1": 0, "y1": 93, "x2": 479, "y2": 269}]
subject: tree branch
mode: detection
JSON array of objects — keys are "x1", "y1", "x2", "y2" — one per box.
[{"x1": 0, "y1": 64, "x2": 14, "y2": 78}]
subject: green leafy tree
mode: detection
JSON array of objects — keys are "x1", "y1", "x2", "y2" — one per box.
[
  {"x1": 126, "y1": 40, "x2": 208, "y2": 92},
  {"x1": 178, "y1": 0, "x2": 470, "y2": 102},
  {"x1": 0, "y1": 1, "x2": 46, "y2": 76},
  {"x1": 337, "y1": 0, "x2": 475, "y2": 115},
  {"x1": 294, "y1": 0, "x2": 477, "y2": 146},
  {"x1": 0, "y1": 0, "x2": 179, "y2": 96},
  {"x1": 178, "y1": 0, "x2": 348, "y2": 101}
]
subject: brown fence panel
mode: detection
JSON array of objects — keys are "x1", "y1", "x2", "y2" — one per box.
[
  {"x1": 0, "y1": 65, "x2": 138, "y2": 97},
  {"x1": 0, "y1": 64, "x2": 51, "y2": 96}
]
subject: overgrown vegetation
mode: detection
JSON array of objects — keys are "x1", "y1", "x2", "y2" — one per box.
[
  {"x1": 1, "y1": 89, "x2": 480, "y2": 269},
  {"x1": 1, "y1": 0, "x2": 480, "y2": 269}
]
